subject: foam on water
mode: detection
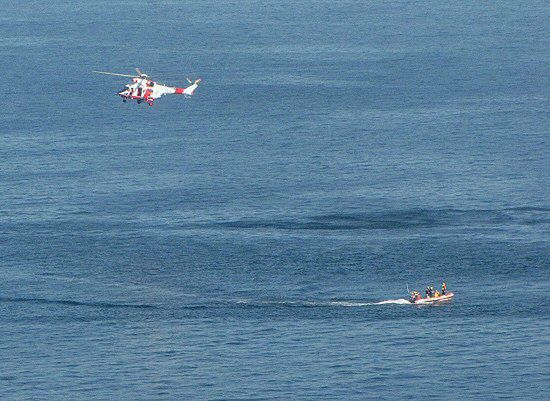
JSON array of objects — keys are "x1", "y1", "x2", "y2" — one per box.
[
  {"x1": 372, "y1": 299, "x2": 411, "y2": 305},
  {"x1": 234, "y1": 298, "x2": 411, "y2": 308}
]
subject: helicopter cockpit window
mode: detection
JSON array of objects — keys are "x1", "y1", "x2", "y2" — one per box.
[{"x1": 147, "y1": 81, "x2": 154, "y2": 87}]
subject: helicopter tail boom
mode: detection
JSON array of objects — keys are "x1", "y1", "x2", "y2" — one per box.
[{"x1": 174, "y1": 79, "x2": 201, "y2": 96}]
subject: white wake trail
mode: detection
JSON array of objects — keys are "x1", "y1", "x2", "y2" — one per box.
[
  {"x1": 372, "y1": 298, "x2": 410, "y2": 305},
  {"x1": 329, "y1": 299, "x2": 410, "y2": 306},
  {"x1": 234, "y1": 298, "x2": 411, "y2": 308}
]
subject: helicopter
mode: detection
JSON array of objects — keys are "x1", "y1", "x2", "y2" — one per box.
[{"x1": 93, "y1": 68, "x2": 201, "y2": 106}]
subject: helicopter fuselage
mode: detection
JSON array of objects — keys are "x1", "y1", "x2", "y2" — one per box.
[
  {"x1": 93, "y1": 69, "x2": 201, "y2": 106},
  {"x1": 118, "y1": 78, "x2": 196, "y2": 106}
]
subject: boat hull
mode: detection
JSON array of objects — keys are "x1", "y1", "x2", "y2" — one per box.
[{"x1": 411, "y1": 292, "x2": 454, "y2": 304}]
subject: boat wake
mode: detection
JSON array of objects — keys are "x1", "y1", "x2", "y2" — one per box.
[
  {"x1": 371, "y1": 299, "x2": 411, "y2": 305},
  {"x1": 235, "y1": 298, "x2": 411, "y2": 308}
]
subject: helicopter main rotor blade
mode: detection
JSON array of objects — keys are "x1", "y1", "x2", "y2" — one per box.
[
  {"x1": 135, "y1": 67, "x2": 144, "y2": 76},
  {"x1": 93, "y1": 70, "x2": 137, "y2": 78}
]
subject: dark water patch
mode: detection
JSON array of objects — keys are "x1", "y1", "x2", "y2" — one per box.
[
  {"x1": 506, "y1": 206, "x2": 550, "y2": 212},
  {"x1": 0, "y1": 297, "x2": 156, "y2": 310},
  {"x1": 2, "y1": 207, "x2": 546, "y2": 235},
  {"x1": 0, "y1": 220, "x2": 143, "y2": 236},
  {"x1": 215, "y1": 208, "x2": 548, "y2": 231}
]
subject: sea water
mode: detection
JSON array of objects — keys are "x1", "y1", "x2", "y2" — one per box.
[{"x1": 0, "y1": 1, "x2": 548, "y2": 399}]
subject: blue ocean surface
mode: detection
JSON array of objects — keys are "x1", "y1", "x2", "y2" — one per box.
[{"x1": 1, "y1": 1, "x2": 549, "y2": 400}]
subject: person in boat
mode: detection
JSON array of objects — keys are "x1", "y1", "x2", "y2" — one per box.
[
  {"x1": 442, "y1": 282, "x2": 447, "y2": 295},
  {"x1": 409, "y1": 291, "x2": 421, "y2": 303},
  {"x1": 426, "y1": 286, "x2": 435, "y2": 298},
  {"x1": 434, "y1": 289, "x2": 440, "y2": 297}
]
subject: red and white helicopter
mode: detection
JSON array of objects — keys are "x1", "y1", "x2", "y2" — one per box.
[{"x1": 93, "y1": 68, "x2": 201, "y2": 106}]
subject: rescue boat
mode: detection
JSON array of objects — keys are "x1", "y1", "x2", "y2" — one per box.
[{"x1": 410, "y1": 292, "x2": 454, "y2": 304}]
